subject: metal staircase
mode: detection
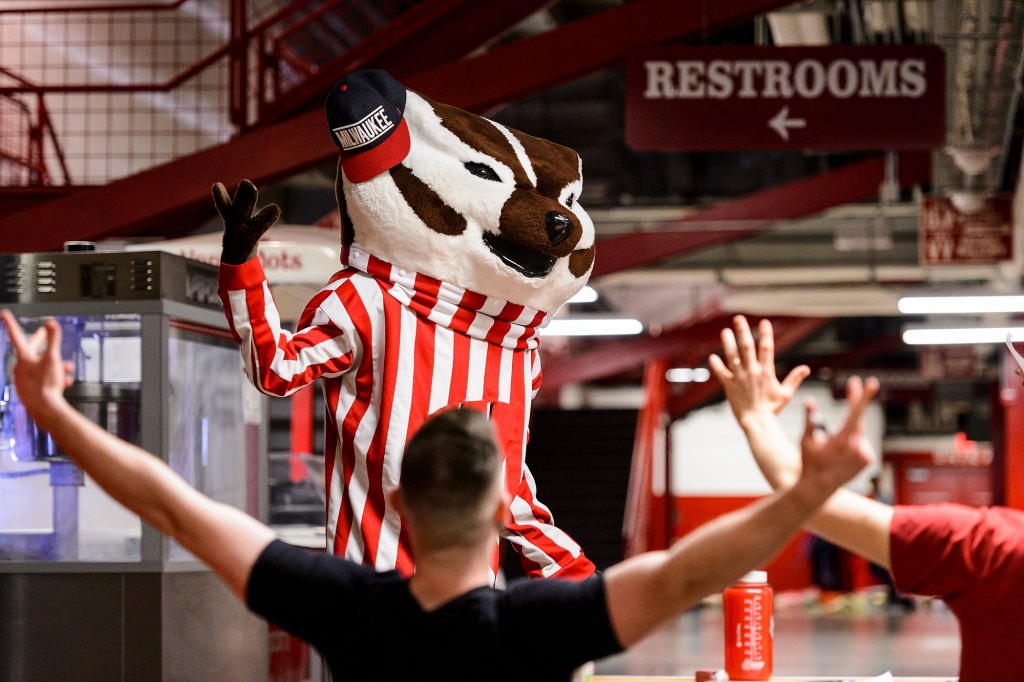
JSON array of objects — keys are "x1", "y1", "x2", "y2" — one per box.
[{"x1": 0, "y1": 0, "x2": 789, "y2": 251}]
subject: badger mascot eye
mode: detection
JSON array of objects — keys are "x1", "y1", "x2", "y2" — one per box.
[{"x1": 464, "y1": 161, "x2": 501, "y2": 182}]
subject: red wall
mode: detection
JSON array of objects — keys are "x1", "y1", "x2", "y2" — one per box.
[{"x1": 672, "y1": 496, "x2": 813, "y2": 592}]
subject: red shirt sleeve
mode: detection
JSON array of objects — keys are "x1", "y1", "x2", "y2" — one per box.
[{"x1": 890, "y1": 503, "x2": 1023, "y2": 599}]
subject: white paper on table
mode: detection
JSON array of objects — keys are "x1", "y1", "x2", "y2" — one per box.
[{"x1": 1007, "y1": 333, "x2": 1024, "y2": 373}]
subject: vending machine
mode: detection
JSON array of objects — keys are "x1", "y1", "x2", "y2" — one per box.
[{"x1": 0, "y1": 250, "x2": 268, "y2": 680}]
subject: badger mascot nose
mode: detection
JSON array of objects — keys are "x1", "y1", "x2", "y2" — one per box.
[{"x1": 546, "y1": 211, "x2": 572, "y2": 246}]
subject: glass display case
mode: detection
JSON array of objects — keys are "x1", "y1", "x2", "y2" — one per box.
[
  {"x1": 0, "y1": 250, "x2": 269, "y2": 680},
  {"x1": 0, "y1": 313, "x2": 143, "y2": 562}
]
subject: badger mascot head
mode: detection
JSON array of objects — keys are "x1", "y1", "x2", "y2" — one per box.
[{"x1": 326, "y1": 69, "x2": 595, "y2": 313}]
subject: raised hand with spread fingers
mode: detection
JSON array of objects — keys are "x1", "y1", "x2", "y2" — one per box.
[
  {"x1": 709, "y1": 313, "x2": 894, "y2": 568},
  {"x1": 709, "y1": 315, "x2": 811, "y2": 420}
]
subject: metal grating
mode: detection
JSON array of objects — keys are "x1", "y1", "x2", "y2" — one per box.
[
  {"x1": 0, "y1": 0, "x2": 422, "y2": 187},
  {"x1": 0, "y1": 95, "x2": 42, "y2": 184},
  {"x1": 932, "y1": 0, "x2": 1024, "y2": 193},
  {"x1": 0, "y1": 1, "x2": 233, "y2": 186}
]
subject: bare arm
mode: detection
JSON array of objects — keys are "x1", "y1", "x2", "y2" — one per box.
[
  {"x1": 603, "y1": 380, "x2": 871, "y2": 647},
  {"x1": 1, "y1": 311, "x2": 275, "y2": 601},
  {"x1": 710, "y1": 315, "x2": 893, "y2": 568}
]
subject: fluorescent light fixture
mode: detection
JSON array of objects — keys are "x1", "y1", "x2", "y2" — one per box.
[
  {"x1": 666, "y1": 367, "x2": 711, "y2": 383},
  {"x1": 567, "y1": 286, "x2": 598, "y2": 304},
  {"x1": 540, "y1": 317, "x2": 643, "y2": 337},
  {"x1": 898, "y1": 295, "x2": 1024, "y2": 314},
  {"x1": 903, "y1": 326, "x2": 1024, "y2": 345}
]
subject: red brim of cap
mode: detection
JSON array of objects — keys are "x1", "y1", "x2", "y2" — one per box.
[{"x1": 340, "y1": 117, "x2": 411, "y2": 184}]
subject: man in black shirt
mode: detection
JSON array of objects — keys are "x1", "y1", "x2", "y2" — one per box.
[{"x1": 1, "y1": 311, "x2": 873, "y2": 680}]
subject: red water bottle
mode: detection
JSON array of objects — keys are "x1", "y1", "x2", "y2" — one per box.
[{"x1": 724, "y1": 570, "x2": 773, "y2": 680}]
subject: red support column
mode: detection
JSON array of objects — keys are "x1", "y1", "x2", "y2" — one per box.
[
  {"x1": 623, "y1": 357, "x2": 671, "y2": 557},
  {"x1": 1000, "y1": 352, "x2": 1024, "y2": 509},
  {"x1": 229, "y1": 0, "x2": 248, "y2": 131},
  {"x1": 289, "y1": 384, "x2": 315, "y2": 483}
]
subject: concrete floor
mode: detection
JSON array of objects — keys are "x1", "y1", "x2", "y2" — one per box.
[{"x1": 594, "y1": 591, "x2": 960, "y2": 679}]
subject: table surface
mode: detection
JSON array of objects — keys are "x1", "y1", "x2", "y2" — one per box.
[
  {"x1": 589, "y1": 675, "x2": 954, "y2": 679},
  {"x1": 590, "y1": 677, "x2": 955, "y2": 681}
]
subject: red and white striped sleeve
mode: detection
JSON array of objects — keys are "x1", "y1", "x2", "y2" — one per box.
[{"x1": 218, "y1": 259, "x2": 359, "y2": 397}]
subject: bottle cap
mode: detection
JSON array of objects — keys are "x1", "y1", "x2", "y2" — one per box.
[
  {"x1": 737, "y1": 570, "x2": 768, "y2": 583},
  {"x1": 63, "y1": 241, "x2": 96, "y2": 252}
]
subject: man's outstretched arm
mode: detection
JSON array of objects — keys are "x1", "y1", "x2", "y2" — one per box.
[
  {"x1": 1, "y1": 311, "x2": 275, "y2": 600},
  {"x1": 603, "y1": 376, "x2": 872, "y2": 647},
  {"x1": 710, "y1": 314, "x2": 894, "y2": 569}
]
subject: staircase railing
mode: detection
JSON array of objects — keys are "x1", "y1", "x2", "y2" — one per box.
[{"x1": 0, "y1": 0, "x2": 419, "y2": 187}]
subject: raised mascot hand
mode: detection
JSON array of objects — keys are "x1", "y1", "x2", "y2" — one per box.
[{"x1": 212, "y1": 179, "x2": 282, "y2": 265}]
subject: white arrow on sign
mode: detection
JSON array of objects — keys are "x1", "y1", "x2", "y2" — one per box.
[{"x1": 768, "y1": 106, "x2": 807, "y2": 141}]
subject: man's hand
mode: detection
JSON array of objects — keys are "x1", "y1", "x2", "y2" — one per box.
[
  {"x1": 709, "y1": 315, "x2": 810, "y2": 420},
  {"x1": 212, "y1": 179, "x2": 281, "y2": 265},
  {"x1": 0, "y1": 310, "x2": 73, "y2": 421},
  {"x1": 796, "y1": 375, "x2": 879, "y2": 501}
]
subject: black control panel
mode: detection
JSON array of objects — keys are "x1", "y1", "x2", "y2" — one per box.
[{"x1": 0, "y1": 251, "x2": 220, "y2": 308}]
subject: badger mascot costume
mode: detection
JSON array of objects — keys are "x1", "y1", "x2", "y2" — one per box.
[{"x1": 214, "y1": 69, "x2": 596, "y2": 580}]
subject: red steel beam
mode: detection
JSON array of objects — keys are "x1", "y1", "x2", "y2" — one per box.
[
  {"x1": 592, "y1": 151, "x2": 932, "y2": 278},
  {"x1": 0, "y1": 0, "x2": 795, "y2": 251},
  {"x1": 623, "y1": 357, "x2": 672, "y2": 556},
  {"x1": 0, "y1": 188, "x2": 76, "y2": 220},
  {"x1": 1000, "y1": 353, "x2": 1024, "y2": 509},
  {"x1": 407, "y1": 0, "x2": 794, "y2": 111},
  {"x1": 665, "y1": 316, "x2": 831, "y2": 418},
  {"x1": 263, "y1": 0, "x2": 557, "y2": 122},
  {"x1": 540, "y1": 312, "x2": 733, "y2": 394},
  {"x1": 538, "y1": 313, "x2": 828, "y2": 409},
  {"x1": 0, "y1": 109, "x2": 330, "y2": 251},
  {"x1": 0, "y1": 0, "x2": 187, "y2": 14}
]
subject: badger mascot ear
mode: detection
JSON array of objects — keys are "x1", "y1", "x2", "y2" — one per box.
[{"x1": 325, "y1": 69, "x2": 411, "y2": 184}]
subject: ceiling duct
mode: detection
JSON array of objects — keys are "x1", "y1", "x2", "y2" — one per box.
[
  {"x1": 932, "y1": 0, "x2": 1024, "y2": 200},
  {"x1": 767, "y1": 1, "x2": 834, "y2": 45}
]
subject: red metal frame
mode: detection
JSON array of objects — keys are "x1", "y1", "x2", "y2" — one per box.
[
  {"x1": 259, "y1": 0, "x2": 556, "y2": 123},
  {"x1": 623, "y1": 358, "x2": 671, "y2": 557},
  {"x1": 539, "y1": 313, "x2": 829, "y2": 414},
  {"x1": 406, "y1": 0, "x2": 794, "y2": 111},
  {"x1": 0, "y1": 1, "x2": 188, "y2": 13},
  {"x1": 1001, "y1": 352, "x2": 1024, "y2": 509},
  {"x1": 0, "y1": 0, "x2": 437, "y2": 188},
  {"x1": 592, "y1": 151, "x2": 932, "y2": 277},
  {"x1": 0, "y1": 40, "x2": 235, "y2": 96},
  {"x1": 289, "y1": 384, "x2": 315, "y2": 483},
  {"x1": 0, "y1": 0, "x2": 798, "y2": 249},
  {"x1": 539, "y1": 309, "x2": 727, "y2": 395},
  {"x1": 257, "y1": 0, "x2": 476, "y2": 123},
  {"x1": 0, "y1": 187, "x2": 75, "y2": 219},
  {"x1": 229, "y1": 0, "x2": 249, "y2": 130},
  {"x1": 0, "y1": 67, "x2": 70, "y2": 185}
]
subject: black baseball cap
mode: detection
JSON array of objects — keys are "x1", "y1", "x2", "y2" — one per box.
[{"x1": 324, "y1": 69, "x2": 411, "y2": 183}]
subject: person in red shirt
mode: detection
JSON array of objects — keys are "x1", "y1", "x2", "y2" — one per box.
[
  {"x1": 711, "y1": 314, "x2": 1024, "y2": 682},
  {"x1": 1, "y1": 310, "x2": 871, "y2": 681}
]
